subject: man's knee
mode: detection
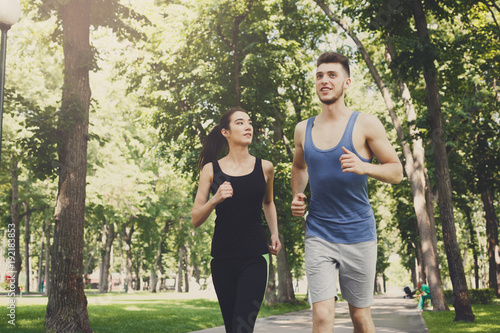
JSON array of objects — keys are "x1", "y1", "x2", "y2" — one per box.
[
  {"x1": 349, "y1": 305, "x2": 373, "y2": 327},
  {"x1": 312, "y1": 298, "x2": 336, "y2": 326}
]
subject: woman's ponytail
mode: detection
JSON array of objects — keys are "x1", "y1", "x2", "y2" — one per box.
[{"x1": 197, "y1": 125, "x2": 227, "y2": 172}]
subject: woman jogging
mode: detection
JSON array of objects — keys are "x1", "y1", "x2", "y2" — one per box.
[{"x1": 192, "y1": 108, "x2": 281, "y2": 333}]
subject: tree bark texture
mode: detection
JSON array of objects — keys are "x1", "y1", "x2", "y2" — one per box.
[
  {"x1": 385, "y1": 38, "x2": 447, "y2": 309},
  {"x1": 122, "y1": 222, "x2": 135, "y2": 293},
  {"x1": 264, "y1": 252, "x2": 277, "y2": 305},
  {"x1": 481, "y1": 188, "x2": 500, "y2": 297},
  {"x1": 44, "y1": 220, "x2": 51, "y2": 296},
  {"x1": 416, "y1": 242, "x2": 426, "y2": 284},
  {"x1": 177, "y1": 246, "x2": 185, "y2": 293},
  {"x1": 410, "y1": 264, "x2": 417, "y2": 288},
  {"x1": 38, "y1": 231, "x2": 44, "y2": 292},
  {"x1": 424, "y1": 175, "x2": 442, "y2": 285},
  {"x1": 184, "y1": 251, "x2": 190, "y2": 293},
  {"x1": 45, "y1": 0, "x2": 93, "y2": 332},
  {"x1": 151, "y1": 240, "x2": 162, "y2": 293},
  {"x1": 23, "y1": 203, "x2": 31, "y2": 292},
  {"x1": 412, "y1": 0, "x2": 474, "y2": 322},
  {"x1": 314, "y1": 0, "x2": 448, "y2": 309},
  {"x1": 276, "y1": 233, "x2": 296, "y2": 303},
  {"x1": 465, "y1": 210, "x2": 479, "y2": 289},
  {"x1": 99, "y1": 220, "x2": 115, "y2": 293},
  {"x1": 139, "y1": 250, "x2": 145, "y2": 291},
  {"x1": 83, "y1": 244, "x2": 97, "y2": 285},
  {"x1": 151, "y1": 219, "x2": 171, "y2": 293}
]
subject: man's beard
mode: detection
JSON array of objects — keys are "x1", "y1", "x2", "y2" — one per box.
[
  {"x1": 320, "y1": 95, "x2": 339, "y2": 105},
  {"x1": 318, "y1": 89, "x2": 342, "y2": 105}
]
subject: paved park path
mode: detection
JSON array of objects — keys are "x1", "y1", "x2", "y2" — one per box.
[{"x1": 192, "y1": 292, "x2": 429, "y2": 333}]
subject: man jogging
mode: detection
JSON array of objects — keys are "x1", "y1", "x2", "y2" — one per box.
[{"x1": 291, "y1": 52, "x2": 403, "y2": 333}]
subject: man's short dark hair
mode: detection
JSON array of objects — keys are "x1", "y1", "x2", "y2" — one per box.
[{"x1": 317, "y1": 52, "x2": 350, "y2": 77}]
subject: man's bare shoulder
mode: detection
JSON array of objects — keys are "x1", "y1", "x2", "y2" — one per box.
[
  {"x1": 356, "y1": 112, "x2": 385, "y2": 133},
  {"x1": 293, "y1": 119, "x2": 309, "y2": 149},
  {"x1": 295, "y1": 118, "x2": 309, "y2": 131},
  {"x1": 357, "y1": 112, "x2": 381, "y2": 123}
]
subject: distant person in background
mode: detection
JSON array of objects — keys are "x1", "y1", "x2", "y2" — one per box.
[
  {"x1": 192, "y1": 107, "x2": 281, "y2": 333},
  {"x1": 416, "y1": 282, "x2": 431, "y2": 310},
  {"x1": 403, "y1": 285, "x2": 416, "y2": 299}
]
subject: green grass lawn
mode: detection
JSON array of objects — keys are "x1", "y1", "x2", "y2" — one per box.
[
  {"x1": 0, "y1": 293, "x2": 310, "y2": 333},
  {"x1": 6, "y1": 292, "x2": 499, "y2": 333},
  {"x1": 423, "y1": 302, "x2": 500, "y2": 333}
]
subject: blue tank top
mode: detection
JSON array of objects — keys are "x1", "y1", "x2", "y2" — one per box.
[{"x1": 304, "y1": 111, "x2": 376, "y2": 244}]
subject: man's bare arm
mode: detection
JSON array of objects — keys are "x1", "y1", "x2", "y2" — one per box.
[
  {"x1": 291, "y1": 121, "x2": 309, "y2": 216},
  {"x1": 341, "y1": 114, "x2": 403, "y2": 184}
]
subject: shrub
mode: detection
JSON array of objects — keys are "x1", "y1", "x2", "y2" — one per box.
[{"x1": 443, "y1": 288, "x2": 495, "y2": 305}]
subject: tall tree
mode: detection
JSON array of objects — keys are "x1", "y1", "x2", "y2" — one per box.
[
  {"x1": 443, "y1": 1, "x2": 500, "y2": 297},
  {"x1": 411, "y1": 0, "x2": 474, "y2": 321},
  {"x1": 313, "y1": 0, "x2": 448, "y2": 310},
  {"x1": 45, "y1": 0, "x2": 93, "y2": 331}
]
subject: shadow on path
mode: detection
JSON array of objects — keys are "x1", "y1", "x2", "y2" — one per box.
[{"x1": 191, "y1": 293, "x2": 429, "y2": 333}]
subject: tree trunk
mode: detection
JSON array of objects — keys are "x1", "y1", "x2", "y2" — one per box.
[
  {"x1": 424, "y1": 174, "x2": 442, "y2": 284},
  {"x1": 125, "y1": 245, "x2": 133, "y2": 293},
  {"x1": 133, "y1": 250, "x2": 140, "y2": 291},
  {"x1": 10, "y1": 160, "x2": 21, "y2": 295},
  {"x1": 151, "y1": 239, "x2": 162, "y2": 293},
  {"x1": 412, "y1": 0, "x2": 474, "y2": 322},
  {"x1": 150, "y1": 267, "x2": 159, "y2": 293},
  {"x1": 45, "y1": 0, "x2": 93, "y2": 331},
  {"x1": 410, "y1": 263, "x2": 417, "y2": 288},
  {"x1": 44, "y1": 220, "x2": 51, "y2": 296},
  {"x1": 83, "y1": 244, "x2": 97, "y2": 285},
  {"x1": 151, "y1": 219, "x2": 171, "y2": 293},
  {"x1": 23, "y1": 202, "x2": 32, "y2": 292},
  {"x1": 473, "y1": 237, "x2": 480, "y2": 290},
  {"x1": 276, "y1": 233, "x2": 296, "y2": 303},
  {"x1": 314, "y1": 0, "x2": 448, "y2": 310},
  {"x1": 465, "y1": 210, "x2": 480, "y2": 289},
  {"x1": 264, "y1": 252, "x2": 277, "y2": 305},
  {"x1": 386, "y1": 38, "x2": 446, "y2": 309},
  {"x1": 177, "y1": 246, "x2": 185, "y2": 293},
  {"x1": 118, "y1": 238, "x2": 126, "y2": 291},
  {"x1": 193, "y1": 262, "x2": 200, "y2": 286},
  {"x1": 184, "y1": 251, "x2": 190, "y2": 293},
  {"x1": 137, "y1": 250, "x2": 143, "y2": 291},
  {"x1": 99, "y1": 220, "x2": 115, "y2": 293},
  {"x1": 21, "y1": 203, "x2": 49, "y2": 293},
  {"x1": 481, "y1": 188, "x2": 500, "y2": 297},
  {"x1": 38, "y1": 230, "x2": 44, "y2": 292},
  {"x1": 416, "y1": 242, "x2": 426, "y2": 284},
  {"x1": 122, "y1": 222, "x2": 135, "y2": 294}
]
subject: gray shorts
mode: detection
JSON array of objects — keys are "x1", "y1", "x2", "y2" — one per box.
[{"x1": 305, "y1": 236, "x2": 377, "y2": 308}]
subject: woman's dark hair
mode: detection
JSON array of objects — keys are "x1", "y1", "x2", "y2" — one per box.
[
  {"x1": 317, "y1": 52, "x2": 350, "y2": 77},
  {"x1": 197, "y1": 107, "x2": 248, "y2": 172}
]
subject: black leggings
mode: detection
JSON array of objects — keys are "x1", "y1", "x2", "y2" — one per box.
[{"x1": 211, "y1": 254, "x2": 269, "y2": 333}]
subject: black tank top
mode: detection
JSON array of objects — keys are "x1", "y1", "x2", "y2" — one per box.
[{"x1": 210, "y1": 158, "x2": 268, "y2": 258}]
